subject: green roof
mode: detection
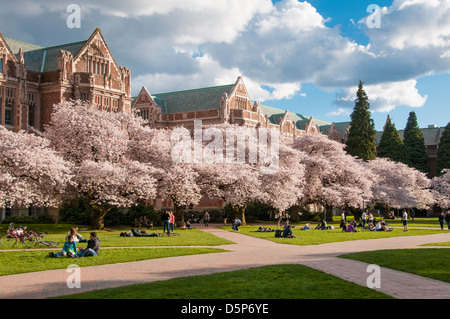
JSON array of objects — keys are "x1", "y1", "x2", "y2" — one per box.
[
  {"x1": 320, "y1": 122, "x2": 351, "y2": 137},
  {"x1": 153, "y1": 84, "x2": 234, "y2": 114},
  {"x1": 259, "y1": 104, "x2": 332, "y2": 128},
  {"x1": 376, "y1": 126, "x2": 446, "y2": 145},
  {"x1": 4, "y1": 37, "x2": 87, "y2": 73}
]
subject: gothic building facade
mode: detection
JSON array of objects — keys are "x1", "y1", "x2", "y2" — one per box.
[
  {"x1": 132, "y1": 76, "x2": 344, "y2": 142},
  {"x1": 0, "y1": 28, "x2": 132, "y2": 133}
]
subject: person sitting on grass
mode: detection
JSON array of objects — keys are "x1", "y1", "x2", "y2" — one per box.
[
  {"x1": 345, "y1": 222, "x2": 359, "y2": 233},
  {"x1": 282, "y1": 225, "x2": 295, "y2": 238},
  {"x1": 65, "y1": 227, "x2": 87, "y2": 243},
  {"x1": 315, "y1": 220, "x2": 327, "y2": 230},
  {"x1": 375, "y1": 219, "x2": 392, "y2": 232},
  {"x1": 49, "y1": 236, "x2": 77, "y2": 258},
  {"x1": 75, "y1": 232, "x2": 100, "y2": 257},
  {"x1": 303, "y1": 223, "x2": 310, "y2": 230}
]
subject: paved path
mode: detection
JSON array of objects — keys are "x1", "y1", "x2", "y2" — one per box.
[{"x1": 0, "y1": 225, "x2": 449, "y2": 299}]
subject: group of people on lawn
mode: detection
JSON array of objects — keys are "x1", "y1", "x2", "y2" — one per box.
[{"x1": 49, "y1": 227, "x2": 100, "y2": 258}]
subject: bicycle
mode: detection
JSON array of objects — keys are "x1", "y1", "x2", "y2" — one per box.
[
  {"x1": 0, "y1": 223, "x2": 39, "y2": 248},
  {"x1": 34, "y1": 228, "x2": 60, "y2": 247}
]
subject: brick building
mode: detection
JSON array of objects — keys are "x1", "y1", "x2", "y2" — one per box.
[
  {"x1": 0, "y1": 28, "x2": 132, "y2": 221},
  {"x1": 132, "y1": 76, "x2": 333, "y2": 139},
  {"x1": 0, "y1": 28, "x2": 132, "y2": 133}
]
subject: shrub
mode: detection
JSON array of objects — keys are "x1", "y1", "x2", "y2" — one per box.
[{"x1": 1, "y1": 214, "x2": 54, "y2": 224}]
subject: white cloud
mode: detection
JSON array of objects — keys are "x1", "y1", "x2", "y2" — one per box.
[
  {"x1": 256, "y1": 0, "x2": 325, "y2": 35},
  {"x1": 2, "y1": 0, "x2": 449, "y2": 115},
  {"x1": 334, "y1": 80, "x2": 428, "y2": 113}
]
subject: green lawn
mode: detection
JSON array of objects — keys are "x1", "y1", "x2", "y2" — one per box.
[
  {"x1": 220, "y1": 225, "x2": 444, "y2": 246},
  {"x1": 0, "y1": 223, "x2": 233, "y2": 276},
  {"x1": 0, "y1": 247, "x2": 227, "y2": 276},
  {"x1": 340, "y1": 249, "x2": 450, "y2": 284},
  {"x1": 0, "y1": 224, "x2": 234, "y2": 250},
  {"x1": 52, "y1": 264, "x2": 393, "y2": 299},
  {"x1": 422, "y1": 242, "x2": 450, "y2": 246}
]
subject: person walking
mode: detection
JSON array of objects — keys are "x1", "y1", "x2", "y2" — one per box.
[
  {"x1": 169, "y1": 211, "x2": 175, "y2": 233},
  {"x1": 368, "y1": 212, "x2": 374, "y2": 227},
  {"x1": 402, "y1": 209, "x2": 408, "y2": 231},
  {"x1": 362, "y1": 211, "x2": 367, "y2": 229},
  {"x1": 410, "y1": 209, "x2": 415, "y2": 222},
  {"x1": 277, "y1": 211, "x2": 283, "y2": 228},
  {"x1": 439, "y1": 212, "x2": 445, "y2": 230},
  {"x1": 445, "y1": 210, "x2": 450, "y2": 230},
  {"x1": 161, "y1": 210, "x2": 171, "y2": 235},
  {"x1": 203, "y1": 211, "x2": 210, "y2": 228}
]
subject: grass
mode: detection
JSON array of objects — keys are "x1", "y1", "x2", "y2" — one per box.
[
  {"x1": 421, "y1": 242, "x2": 450, "y2": 246},
  {"x1": 0, "y1": 224, "x2": 234, "y2": 250},
  {"x1": 340, "y1": 249, "x2": 450, "y2": 284},
  {"x1": 0, "y1": 247, "x2": 227, "y2": 276},
  {"x1": 0, "y1": 223, "x2": 233, "y2": 276},
  {"x1": 52, "y1": 264, "x2": 393, "y2": 299},
  {"x1": 220, "y1": 225, "x2": 444, "y2": 246}
]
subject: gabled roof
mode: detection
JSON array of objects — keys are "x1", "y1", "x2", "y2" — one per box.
[
  {"x1": 4, "y1": 36, "x2": 87, "y2": 73},
  {"x1": 320, "y1": 122, "x2": 351, "y2": 137},
  {"x1": 152, "y1": 84, "x2": 235, "y2": 114},
  {"x1": 258, "y1": 104, "x2": 332, "y2": 128}
]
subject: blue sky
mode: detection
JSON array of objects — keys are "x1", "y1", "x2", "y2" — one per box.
[{"x1": 1, "y1": 0, "x2": 449, "y2": 131}]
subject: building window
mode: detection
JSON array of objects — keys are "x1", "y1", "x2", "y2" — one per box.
[
  {"x1": 28, "y1": 93, "x2": 36, "y2": 128},
  {"x1": 5, "y1": 88, "x2": 15, "y2": 126},
  {"x1": 80, "y1": 93, "x2": 89, "y2": 102},
  {"x1": 0, "y1": 57, "x2": 3, "y2": 73}
]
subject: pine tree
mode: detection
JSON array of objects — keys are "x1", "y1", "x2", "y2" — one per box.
[
  {"x1": 437, "y1": 122, "x2": 450, "y2": 174},
  {"x1": 345, "y1": 81, "x2": 377, "y2": 160},
  {"x1": 403, "y1": 111, "x2": 428, "y2": 173},
  {"x1": 378, "y1": 115, "x2": 409, "y2": 163}
]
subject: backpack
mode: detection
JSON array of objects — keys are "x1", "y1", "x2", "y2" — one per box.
[{"x1": 275, "y1": 229, "x2": 283, "y2": 238}]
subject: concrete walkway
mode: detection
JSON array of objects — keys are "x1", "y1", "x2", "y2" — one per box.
[{"x1": 0, "y1": 225, "x2": 449, "y2": 299}]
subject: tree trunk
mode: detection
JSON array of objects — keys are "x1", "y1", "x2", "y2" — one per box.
[
  {"x1": 174, "y1": 203, "x2": 185, "y2": 227},
  {"x1": 91, "y1": 204, "x2": 112, "y2": 230},
  {"x1": 232, "y1": 205, "x2": 247, "y2": 226},
  {"x1": 325, "y1": 204, "x2": 333, "y2": 222}
]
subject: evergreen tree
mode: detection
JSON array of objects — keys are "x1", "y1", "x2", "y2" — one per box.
[
  {"x1": 403, "y1": 111, "x2": 428, "y2": 173},
  {"x1": 378, "y1": 115, "x2": 409, "y2": 163},
  {"x1": 345, "y1": 81, "x2": 377, "y2": 160},
  {"x1": 437, "y1": 122, "x2": 450, "y2": 174}
]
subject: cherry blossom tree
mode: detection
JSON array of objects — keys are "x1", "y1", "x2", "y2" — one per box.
[
  {"x1": 43, "y1": 101, "x2": 161, "y2": 229},
  {"x1": 366, "y1": 158, "x2": 434, "y2": 211},
  {"x1": 0, "y1": 126, "x2": 73, "y2": 209},
  {"x1": 192, "y1": 123, "x2": 305, "y2": 225},
  {"x1": 258, "y1": 141, "x2": 306, "y2": 212},
  {"x1": 292, "y1": 133, "x2": 374, "y2": 221},
  {"x1": 431, "y1": 169, "x2": 450, "y2": 209},
  {"x1": 74, "y1": 160, "x2": 159, "y2": 229}
]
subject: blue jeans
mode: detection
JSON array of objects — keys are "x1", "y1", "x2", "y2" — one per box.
[
  {"x1": 163, "y1": 220, "x2": 171, "y2": 234},
  {"x1": 232, "y1": 224, "x2": 240, "y2": 231},
  {"x1": 75, "y1": 248, "x2": 98, "y2": 258}
]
